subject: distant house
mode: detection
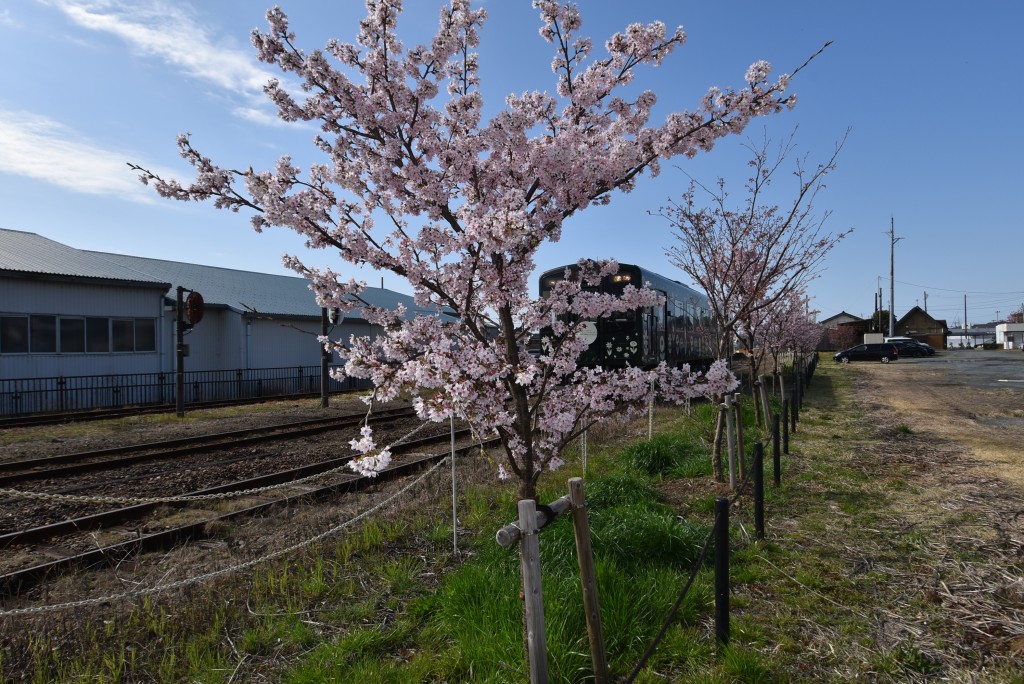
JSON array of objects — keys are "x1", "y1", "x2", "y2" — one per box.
[
  {"x1": 817, "y1": 311, "x2": 866, "y2": 351},
  {"x1": 894, "y1": 306, "x2": 949, "y2": 349},
  {"x1": 1, "y1": 228, "x2": 454, "y2": 412},
  {"x1": 818, "y1": 311, "x2": 863, "y2": 328}
]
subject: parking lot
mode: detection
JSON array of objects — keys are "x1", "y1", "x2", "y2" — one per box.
[{"x1": 834, "y1": 348, "x2": 1024, "y2": 489}]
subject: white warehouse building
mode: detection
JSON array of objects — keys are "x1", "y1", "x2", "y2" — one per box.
[{"x1": 0, "y1": 228, "x2": 449, "y2": 414}]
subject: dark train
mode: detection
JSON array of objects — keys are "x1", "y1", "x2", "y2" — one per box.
[{"x1": 537, "y1": 262, "x2": 717, "y2": 370}]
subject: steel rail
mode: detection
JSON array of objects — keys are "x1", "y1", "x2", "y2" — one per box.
[
  {"x1": 1, "y1": 420, "x2": 458, "y2": 548},
  {"x1": 0, "y1": 429, "x2": 489, "y2": 596},
  {"x1": 0, "y1": 407, "x2": 415, "y2": 484},
  {"x1": 0, "y1": 388, "x2": 367, "y2": 429}
]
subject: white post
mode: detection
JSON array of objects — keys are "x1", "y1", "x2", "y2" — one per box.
[
  {"x1": 450, "y1": 416, "x2": 457, "y2": 556},
  {"x1": 648, "y1": 378, "x2": 655, "y2": 440},
  {"x1": 582, "y1": 426, "x2": 588, "y2": 477},
  {"x1": 758, "y1": 375, "x2": 771, "y2": 431}
]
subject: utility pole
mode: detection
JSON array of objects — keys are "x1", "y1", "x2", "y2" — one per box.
[
  {"x1": 964, "y1": 294, "x2": 968, "y2": 347},
  {"x1": 873, "y1": 290, "x2": 879, "y2": 331},
  {"x1": 924, "y1": 291, "x2": 928, "y2": 313},
  {"x1": 176, "y1": 286, "x2": 186, "y2": 417},
  {"x1": 887, "y1": 217, "x2": 902, "y2": 338}
]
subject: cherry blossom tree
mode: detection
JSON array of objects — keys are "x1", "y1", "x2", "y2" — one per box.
[
  {"x1": 658, "y1": 131, "x2": 848, "y2": 479},
  {"x1": 132, "y1": 0, "x2": 815, "y2": 500}
]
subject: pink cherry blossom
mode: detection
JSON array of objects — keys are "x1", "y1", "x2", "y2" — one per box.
[{"x1": 131, "y1": 1, "x2": 823, "y2": 499}]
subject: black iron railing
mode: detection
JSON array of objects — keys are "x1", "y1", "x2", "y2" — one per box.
[{"x1": 0, "y1": 366, "x2": 367, "y2": 416}]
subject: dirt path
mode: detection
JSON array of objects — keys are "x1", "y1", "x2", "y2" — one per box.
[{"x1": 794, "y1": 353, "x2": 1024, "y2": 676}]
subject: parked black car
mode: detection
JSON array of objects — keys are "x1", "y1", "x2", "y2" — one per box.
[
  {"x1": 892, "y1": 340, "x2": 934, "y2": 358},
  {"x1": 833, "y1": 343, "x2": 900, "y2": 363}
]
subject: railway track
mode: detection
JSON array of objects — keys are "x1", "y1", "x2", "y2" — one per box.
[
  {"x1": 0, "y1": 389, "x2": 365, "y2": 429},
  {"x1": 0, "y1": 406, "x2": 415, "y2": 485},
  {"x1": 1, "y1": 426, "x2": 488, "y2": 596}
]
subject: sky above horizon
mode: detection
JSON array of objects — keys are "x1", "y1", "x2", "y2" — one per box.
[{"x1": 2, "y1": 0, "x2": 1022, "y2": 326}]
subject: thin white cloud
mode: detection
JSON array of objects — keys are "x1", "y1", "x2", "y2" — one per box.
[
  {"x1": 45, "y1": 0, "x2": 282, "y2": 116},
  {"x1": 0, "y1": 109, "x2": 177, "y2": 202},
  {"x1": 234, "y1": 106, "x2": 296, "y2": 129},
  {"x1": 0, "y1": 9, "x2": 18, "y2": 27}
]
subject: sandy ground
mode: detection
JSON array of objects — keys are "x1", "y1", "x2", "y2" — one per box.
[{"x1": 839, "y1": 350, "x2": 1024, "y2": 491}]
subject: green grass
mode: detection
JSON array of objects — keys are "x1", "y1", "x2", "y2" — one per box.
[{"x1": 6, "y1": 360, "x2": 1020, "y2": 682}]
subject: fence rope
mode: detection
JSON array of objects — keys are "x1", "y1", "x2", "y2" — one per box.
[
  {"x1": 0, "y1": 420, "x2": 434, "y2": 506},
  {"x1": 0, "y1": 456, "x2": 450, "y2": 617}
]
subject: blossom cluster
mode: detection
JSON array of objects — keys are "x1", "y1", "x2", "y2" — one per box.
[{"x1": 134, "y1": 0, "x2": 809, "y2": 497}]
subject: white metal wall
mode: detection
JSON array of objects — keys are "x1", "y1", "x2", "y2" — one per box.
[
  {"x1": 250, "y1": 317, "x2": 322, "y2": 368},
  {"x1": 0, "y1": 278, "x2": 166, "y2": 378},
  {"x1": 172, "y1": 309, "x2": 247, "y2": 373}
]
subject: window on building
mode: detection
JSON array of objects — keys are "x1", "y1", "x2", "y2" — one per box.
[
  {"x1": 135, "y1": 319, "x2": 156, "y2": 352},
  {"x1": 1, "y1": 316, "x2": 29, "y2": 354},
  {"x1": 86, "y1": 317, "x2": 109, "y2": 353},
  {"x1": 30, "y1": 315, "x2": 57, "y2": 353},
  {"x1": 60, "y1": 318, "x2": 86, "y2": 353},
  {"x1": 2, "y1": 315, "x2": 157, "y2": 354},
  {"x1": 112, "y1": 319, "x2": 134, "y2": 352}
]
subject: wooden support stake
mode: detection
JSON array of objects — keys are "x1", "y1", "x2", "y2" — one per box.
[
  {"x1": 568, "y1": 478, "x2": 609, "y2": 683},
  {"x1": 734, "y1": 393, "x2": 746, "y2": 480},
  {"x1": 791, "y1": 389, "x2": 799, "y2": 431},
  {"x1": 722, "y1": 396, "x2": 736, "y2": 490},
  {"x1": 782, "y1": 398, "x2": 790, "y2": 455},
  {"x1": 518, "y1": 499, "x2": 549, "y2": 684},
  {"x1": 496, "y1": 496, "x2": 572, "y2": 548},
  {"x1": 758, "y1": 375, "x2": 771, "y2": 430},
  {"x1": 772, "y1": 413, "x2": 781, "y2": 487},
  {"x1": 753, "y1": 442, "x2": 765, "y2": 540}
]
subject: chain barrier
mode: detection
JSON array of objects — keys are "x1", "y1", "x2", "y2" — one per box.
[
  {"x1": 0, "y1": 420, "x2": 434, "y2": 506},
  {"x1": 0, "y1": 456, "x2": 450, "y2": 617}
]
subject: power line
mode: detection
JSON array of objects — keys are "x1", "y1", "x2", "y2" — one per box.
[{"x1": 894, "y1": 280, "x2": 1024, "y2": 296}]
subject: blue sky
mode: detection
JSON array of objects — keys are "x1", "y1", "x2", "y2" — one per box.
[{"x1": 2, "y1": 1, "x2": 1022, "y2": 326}]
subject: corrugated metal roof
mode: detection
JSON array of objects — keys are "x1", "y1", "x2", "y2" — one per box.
[
  {"x1": 93, "y1": 252, "x2": 454, "y2": 321},
  {"x1": 0, "y1": 228, "x2": 169, "y2": 287},
  {"x1": 2, "y1": 228, "x2": 455, "y2": 322}
]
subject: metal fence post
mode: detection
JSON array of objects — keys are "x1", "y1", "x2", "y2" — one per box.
[
  {"x1": 782, "y1": 398, "x2": 790, "y2": 454},
  {"x1": 714, "y1": 497, "x2": 730, "y2": 647}
]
